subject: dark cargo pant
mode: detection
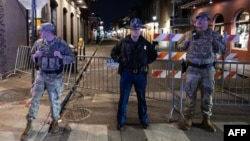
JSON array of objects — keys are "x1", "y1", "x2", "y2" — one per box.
[{"x1": 117, "y1": 71, "x2": 148, "y2": 124}]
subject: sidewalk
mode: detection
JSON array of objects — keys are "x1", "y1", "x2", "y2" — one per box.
[
  {"x1": 0, "y1": 72, "x2": 52, "y2": 141},
  {"x1": 0, "y1": 40, "x2": 250, "y2": 141},
  {"x1": 0, "y1": 43, "x2": 98, "y2": 141}
]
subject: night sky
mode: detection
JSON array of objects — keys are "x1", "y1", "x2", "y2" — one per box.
[{"x1": 92, "y1": 0, "x2": 142, "y2": 30}]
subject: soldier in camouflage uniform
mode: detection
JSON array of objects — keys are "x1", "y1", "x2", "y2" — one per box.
[
  {"x1": 179, "y1": 12, "x2": 228, "y2": 132},
  {"x1": 21, "y1": 23, "x2": 75, "y2": 140}
]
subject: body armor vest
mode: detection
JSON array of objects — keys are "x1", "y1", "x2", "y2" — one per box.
[{"x1": 37, "y1": 40, "x2": 63, "y2": 74}]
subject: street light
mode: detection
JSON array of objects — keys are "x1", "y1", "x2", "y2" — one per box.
[
  {"x1": 152, "y1": 16, "x2": 157, "y2": 46},
  {"x1": 152, "y1": 16, "x2": 157, "y2": 33}
]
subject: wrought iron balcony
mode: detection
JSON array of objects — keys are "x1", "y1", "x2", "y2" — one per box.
[{"x1": 170, "y1": 18, "x2": 191, "y2": 27}]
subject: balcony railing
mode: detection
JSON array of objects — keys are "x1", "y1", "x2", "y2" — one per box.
[{"x1": 170, "y1": 18, "x2": 191, "y2": 27}]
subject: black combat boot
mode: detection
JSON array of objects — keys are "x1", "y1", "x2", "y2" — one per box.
[
  {"x1": 51, "y1": 120, "x2": 59, "y2": 133},
  {"x1": 20, "y1": 120, "x2": 33, "y2": 141},
  {"x1": 201, "y1": 116, "x2": 216, "y2": 132},
  {"x1": 183, "y1": 118, "x2": 192, "y2": 131}
]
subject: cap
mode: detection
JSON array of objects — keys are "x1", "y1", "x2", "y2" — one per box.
[
  {"x1": 39, "y1": 23, "x2": 55, "y2": 32},
  {"x1": 195, "y1": 12, "x2": 210, "y2": 20},
  {"x1": 126, "y1": 18, "x2": 145, "y2": 29}
]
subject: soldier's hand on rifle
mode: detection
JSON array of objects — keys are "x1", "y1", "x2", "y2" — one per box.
[{"x1": 54, "y1": 51, "x2": 63, "y2": 59}]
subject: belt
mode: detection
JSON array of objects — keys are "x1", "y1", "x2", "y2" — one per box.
[
  {"x1": 188, "y1": 62, "x2": 214, "y2": 69},
  {"x1": 124, "y1": 66, "x2": 147, "y2": 74},
  {"x1": 41, "y1": 69, "x2": 63, "y2": 74}
]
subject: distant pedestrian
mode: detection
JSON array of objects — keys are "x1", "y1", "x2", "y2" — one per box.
[
  {"x1": 179, "y1": 11, "x2": 228, "y2": 132},
  {"x1": 21, "y1": 23, "x2": 75, "y2": 140},
  {"x1": 111, "y1": 18, "x2": 158, "y2": 130}
]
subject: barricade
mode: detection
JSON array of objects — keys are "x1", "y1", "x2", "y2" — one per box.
[
  {"x1": 214, "y1": 61, "x2": 250, "y2": 106},
  {"x1": 76, "y1": 56, "x2": 120, "y2": 93},
  {"x1": 152, "y1": 32, "x2": 243, "y2": 122},
  {"x1": 8, "y1": 45, "x2": 76, "y2": 89},
  {"x1": 75, "y1": 55, "x2": 175, "y2": 100},
  {"x1": 73, "y1": 54, "x2": 250, "y2": 119},
  {"x1": 70, "y1": 33, "x2": 249, "y2": 122},
  {"x1": 7, "y1": 45, "x2": 33, "y2": 75},
  {"x1": 150, "y1": 60, "x2": 250, "y2": 121},
  {"x1": 156, "y1": 51, "x2": 238, "y2": 61}
]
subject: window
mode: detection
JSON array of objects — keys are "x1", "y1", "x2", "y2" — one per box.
[
  {"x1": 214, "y1": 14, "x2": 224, "y2": 35},
  {"x1": 71, "y1": 13, "x2": 74, "y2": 45},
  {"x1": 51, "y1": 8, "x2": 57, "y2": 34},
  {"x1": 63, "y1": 8, "x2": 67, "y2": 41},
  {"x1": 234, "y1": 10, "x2": 249, "y2": 50}
]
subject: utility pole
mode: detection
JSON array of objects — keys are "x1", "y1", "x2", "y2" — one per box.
[
  {"x1": 31, "y1": 0, "x2": 36, "y2": 83},
  {"x1": 18, "y1": 0, "x2": 49, "y2": 83}
]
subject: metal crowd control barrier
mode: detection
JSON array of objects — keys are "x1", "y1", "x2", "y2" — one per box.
[
  {"x1": 150, "y1": 59, "x2": 250, "y2": 122},
  {"x1": 72, "y1": 52, "x2": 250, "y2": 123},
  {"x1": 7, "y1": 45, "x2": 33, "y2": 76},
  {"x1": 151, "y1": 59, "x2": 185, "y2": 122},
  {"x1": 75, "y1": 55, "x2": 178, "y2": 101},
  {"x1": 75, "y1": 54, "x2": 204, "y2": 122},
  {"x1": 8, "y1": 45, "x2": 76, "y2": 89},
  {"x1": 152, "y1": 31, "x2": 245, "y2": 122},
  {"x1": 76, "y1": 56, "x2": 120, "y2": 93},
  {"x1": 76, "y1": 54, "x2": 184, "y2": 123},
  {"x1": 214, "y1": 61, "x2": 250, "y2": 106}
]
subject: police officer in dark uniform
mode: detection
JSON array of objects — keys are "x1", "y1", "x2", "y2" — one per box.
[
  {"x1": 21, "y1": 23, "x2": 75, "y2": 140},
  {"x1": 179, "y1": 12, "x2": 228, "y2": 132},
  {"x1": 111, "y1": 18, "x2": 158, "y2": 130}
]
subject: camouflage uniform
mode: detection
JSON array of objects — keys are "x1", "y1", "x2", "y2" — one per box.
[
  {"x1": 180, "y1": 28, "x2": 228, "y2": 119},
  {"x1": 27, "y1": 37, "x2": 75, "y2": 121}
]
